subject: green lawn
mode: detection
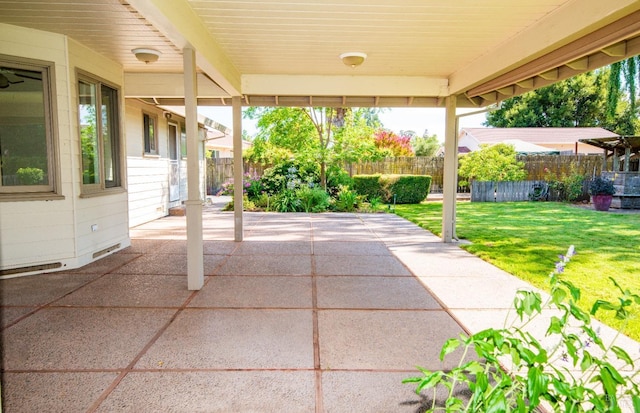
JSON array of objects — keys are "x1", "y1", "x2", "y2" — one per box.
[{"x1": 393, "y1": 201, "x2": 640, "y2": 342}]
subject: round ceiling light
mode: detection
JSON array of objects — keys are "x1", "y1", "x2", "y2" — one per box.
[
  {"x1": 339, "y1": 52, "x2": 367, "y2": 68},
  {"x1": 132, "y1": 48, "x2": 162, "y2": 64}
]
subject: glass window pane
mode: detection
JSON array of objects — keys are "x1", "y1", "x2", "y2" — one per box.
[
  {"x1": 101, "y1": 84, "x2": 119, "y2": 188},
  {"x1": 0, "y1": 67, "x2": 49, "y2": 186},
  {"x1": 79, "y1": 80, "x2": 100, "y2": 185}
]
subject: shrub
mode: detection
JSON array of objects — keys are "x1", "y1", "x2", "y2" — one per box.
[
  {"x1": 589, "y1": 176, "x2": 616, "y2": 195},
  {"x1": 271, "y1": 189, "x2": 302, "y2": 212},
  {"x1": 296, "y1": 186, "x2": 330, "y2": 212},
  {"x1": 379, "y1": 174, "x2": 432, "y2": 204},
  {"x1": 261, "y1": 160, "x2": 319, "y2": 195},
  {"x1": 16, "y1": 167, "x2": 44, "y2": 185},
  {"x1": 326, "y1": 165, "x2": 353, "y2": 196},
  {"x1": 404, "y1": 246, "x2": 640, "y2": 412},
  {"x1": 333, "y1": 185, "x2": 360, "y2": 212},
  {"x1": 353, "y1": 174, "x2": 383, "y2": 201}
]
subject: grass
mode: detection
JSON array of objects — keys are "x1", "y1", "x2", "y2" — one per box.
[{"x1": 393, "y1": 201, "x2": 640, "y2": 342}]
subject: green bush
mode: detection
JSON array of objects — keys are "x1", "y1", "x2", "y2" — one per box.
[
  {"x1": 326, "y1": 165, "x2": 353, "y2": 195},
  {"x1": 333, "y1": 185, "x2": 360, "y2": 212},
  {"x1": 16, "y1": 167, "x2": 44, "y2": 185},
  {"x1": 296, "y1": 186, "x2": 330, "y2": 212},
  {"x1": 260, "y1": 159, "x2": 319, "y2": 195},
  {"x1": 352, "y1": 174, "x2": 383, "y2": 201},
  {"x1": 379, "y1": 174, "x2": 432, "y2": 204}
]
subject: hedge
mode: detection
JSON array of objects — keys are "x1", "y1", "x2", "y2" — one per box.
[
  {"x1": 352, "y1": 174, "x2": 382, "y2": 201},
  {"x1": 353, "y1": 174, "x2": 432, "y2": 204}
]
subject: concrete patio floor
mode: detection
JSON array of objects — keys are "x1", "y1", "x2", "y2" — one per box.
[{"x1": 2, "y1": 200, "x2": 638, "y2": 412}]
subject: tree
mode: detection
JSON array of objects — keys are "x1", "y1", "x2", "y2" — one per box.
[
  {"x1": 486, "y1": 71, "x2": 609, "y2": 128},
  {"x1": 411, "y1": 131, "x2": 440, "y2": 156},
  {"x1": 605, "y1": 58, "x2": 640, "y2": 135},
  {"x1": 244, "y1": 106, "x2": 386, "y2": 188},
  {"x1": 458, "y1": 143, "x2": 526, "y2": 185},
  {"x1": 373, "y1": 129, "x2": 414, "y2": 157}
]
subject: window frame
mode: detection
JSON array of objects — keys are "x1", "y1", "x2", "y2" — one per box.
[
  {"x1": 142, "y1": 112, "x2": 159, "y2": 156},
  {"x1": 0, "y1": 54, "x2": 62, "y2": 201},
  {"x1": 76, "y1": 70, "x2": 124, "y2": 197}
]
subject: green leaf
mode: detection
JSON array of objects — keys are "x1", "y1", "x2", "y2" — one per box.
[
  {"x1": 569, "y1": 303, "x2": 590, "y2": 323},
  {"x1": 580, "y1": 350, "x2": 593, "y2": 372},
  {"x1": 591, "y1": 299, "x2": 617, "y2": 315},
  {"x1": 527, "y1": 366, "x2": 548, "y2": 407},
  {"x1": 485, "y1": 390, "x2": 508, "y2": 413},
  {"x1": 632, "y1": 395, "x2": 640, "y2": 413},
  {"x1": 551, "y1": 287, "x2": 567, "y2": 306},
  {"x1": 546, "y1": 315, "x2": 564, "y2": 335},
  {"x1": 415, "y1": 371, "x2": 443, "y2": 394},
  {"x1": 439, "y1": 338, "x2": 461, "y2": 361},
  {"x1": 610, "y1": 345, "x2": 634, "y2": 367}
]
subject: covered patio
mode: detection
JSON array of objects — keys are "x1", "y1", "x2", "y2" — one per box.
[{"x1": 3, "y1": 201, "x2": 639, "y2": 411}]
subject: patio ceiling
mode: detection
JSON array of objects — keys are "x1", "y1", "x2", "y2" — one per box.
[{"x1": 1, "y1": 0, "x2": 639, "y2": 107}]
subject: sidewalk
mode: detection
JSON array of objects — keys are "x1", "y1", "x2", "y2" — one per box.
[{"x1": 1, "y1": 206, "x2": 637, "y2": 412}]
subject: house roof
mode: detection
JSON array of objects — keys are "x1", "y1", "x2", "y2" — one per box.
[
  {"x1": 1, "y1": 1, "x2": 639, "y2": 108},
  {"x1": 460, "y1": 128, "x2": 620, "y2": 144}
]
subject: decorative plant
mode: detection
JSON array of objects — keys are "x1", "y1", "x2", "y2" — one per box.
[
  {"x1": 404, "y1": 246, "x2": 640, "y2": 412},
  {"x1": 589, "y1": 176, "x2": 616, "y2": 196}
]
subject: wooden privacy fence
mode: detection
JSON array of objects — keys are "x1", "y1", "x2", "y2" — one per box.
[
  {"x1": 471, "y1": 180, "x2": 547, "y2": 202},
  {"x1": 206, "y1": 154, "x2": 604, "y2": 196}
]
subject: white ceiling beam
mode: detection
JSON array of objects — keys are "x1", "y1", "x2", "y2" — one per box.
[
  {"x1": 242, "y1": 75, "x2": 449, "y2": 97},
  {"x1": 124, "y1": 73, "x2": 229, "y2": 98},
  {"x1": 127, "y1": 0, "x2": 241, "y2": 96},
  {"x1": 449, "y1": 0, "x2": 640, "y2": 95}
]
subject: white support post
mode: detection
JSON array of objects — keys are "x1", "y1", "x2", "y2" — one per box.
[
  {"x1": 232, "y1": 96, "x2": 244, "y2": 241},
  {"x1": 442, "y1": 95, "x2": 458, "y2": 243},
  {"x1": 184, "y1": 47, "x2": 204, "y2": 290}
]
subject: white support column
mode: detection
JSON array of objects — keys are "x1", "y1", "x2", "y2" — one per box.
[
  {"x1": 442, "y1": 95, "x2": 458, "y2": 243},
  {"x1": 232, "y1": 96, "x2": 244, "y2": 241},
  {"x1": 184, "y1": 47, "x2": 204, "y2": 290}
]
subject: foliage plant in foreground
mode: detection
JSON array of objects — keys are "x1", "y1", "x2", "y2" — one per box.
[{"x1": 404, "y1": 246, "x2": 640, "y2": 412}]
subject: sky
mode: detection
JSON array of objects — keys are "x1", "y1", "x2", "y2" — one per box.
[{"x1": 198, "y1": 106, "x2": 488, "y2": 142}]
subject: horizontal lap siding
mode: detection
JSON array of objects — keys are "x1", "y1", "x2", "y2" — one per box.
[
  {"x1": 0, "y1": 25, "x2": 77, "y2": 269},
  {"x1": 127, "y1": 157, "x2": 169, "y2": 227}
]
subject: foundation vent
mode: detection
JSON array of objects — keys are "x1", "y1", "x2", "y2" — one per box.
[
  {"x1": 92, "y1": 243, "x2": 121, "y2": 259},
  {"x1": 0, "y1": 262, "x2": 62, "y2": 277}
]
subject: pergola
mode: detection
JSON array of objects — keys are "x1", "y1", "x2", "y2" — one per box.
[
  {"x1": 580, "y1": 136, "x2": 640, "y2": 172},
  {"x1": 2, "y1": 0, "x2": 639, "y2": 289}
]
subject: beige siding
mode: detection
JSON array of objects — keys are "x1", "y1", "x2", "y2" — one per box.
[
  {"x1": 125, "y1": 100, "x2": 183, "y2": 227},
  {"x1": 0, "y1": 24, "x2": 77, "y2": 271},
  {"x1": 0, "y1": 25, "x2": 131, "y2": 275},
  {"x1": 67, "y1": 38, "x2": 131, "y2": 265}
]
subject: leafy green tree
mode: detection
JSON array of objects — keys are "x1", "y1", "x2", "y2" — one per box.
[
  {"x1": 458, "y1": 143, "x2": 526, "y2": 185},
  {"x1": 485, "y1": 72, "x2": 606, "y2": 127},
  {"x1": 411, "y1": 131, "x2": 440, "y2": 157},
  {"x1": 244, "y1": 106, "x2": 385, "y2": 187},
  {"x1": 605, "y1": 58, "x2": 640, "y2": 135}
]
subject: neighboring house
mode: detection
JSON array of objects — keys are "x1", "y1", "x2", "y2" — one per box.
[{"x1": 458, "y1": 128, "x2": 619, "y2": 155}]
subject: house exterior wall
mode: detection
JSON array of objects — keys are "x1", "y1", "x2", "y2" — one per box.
[
  {"x1": 536, "y1": 142, "x2": 601, "y2": 155},
  {"x1": 126, "y1": 100, "x2": 178, "y2": 227},
  {"x1": 0, "y1": 24, "x2": 130, "y2": 276}
]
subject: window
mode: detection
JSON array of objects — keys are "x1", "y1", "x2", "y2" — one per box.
[
  {"x1": 143, "y1": 112, "x2": 157, "y2": 155},
  {"x1": 180, "y1": 122, "x2": 187, "y2": 158},
  {"x1": 0, "y1": 56, "x2": 58, "y2": 198},
  {"x1": 78, "y1": 73, "x2": 122, "y2": 193}
]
